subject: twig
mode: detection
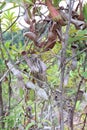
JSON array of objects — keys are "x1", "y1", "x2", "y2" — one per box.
[
  {"x1": 0, "y1": 14, "x2": 4, "y2": 129},
  {"x1": 82, "y1": 114, "x2": 87, "y2": 130},
  {"x1": 60, "y1": 47, "x2": 87, "y2": 73},
  {"x1": 11, "y1": 98, "x2": 23, "y2": 110},
  {"x1": 65, "y1": 47, "x2": 87, "y2": 66},
  {"x1": 0, "y1": 60, "x2": 22, "y2": 82},
  {"x1": 34, "y1": 92, "x2": 37, "y2": 125},
  {"x1": 2, "y1": 5, "x2": 20, "y2": 12},
  {"x1": 59, "y1": 1, "x2": 73, "y2": 130}
]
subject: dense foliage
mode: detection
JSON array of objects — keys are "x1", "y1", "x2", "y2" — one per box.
[{"x1": 0, "y1": 0, "x2": 87, "y2": 130}]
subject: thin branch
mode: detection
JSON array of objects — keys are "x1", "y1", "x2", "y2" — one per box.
[
  {"x1": 11, "y1": 98, "x2": 23, "y2": 110},
  {"x1": 59, "y1": 1, "x2": 73, "y2": 130},
  {"x1": 0, "y1": 60, "x2": 22, "y2": 82},
  {"x1": 0, "y1": 13, "x2": 4, "y2": 129},
  {"x1": 3, "y1": 5, "x2": 20, "y2": 12},
  {"x1": 67, "y1": 48, "x2": 87, "y2": 64},
  {"x1": 82, "y1": 114, "x2": 87, "y2": 130},
  {"x1": 60, "y1": 47, "x2": 87, "y2": 73},
  {"x1": 8, "y1": 73, "x2": 11, "y2": 110}
]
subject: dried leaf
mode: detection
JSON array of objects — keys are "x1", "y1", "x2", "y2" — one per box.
[
  {"x1": 46, "y1": 0, "x2": 64, "y2": 25},
  {"x1": 26, "y1": 82, "x2": 48, "y2": 100},
  {"x1": 22, "y1": 54, "x2": 47, "y2": 87},
  {"x1": 24, "y1": 11, "x2": 30, "y2": 24},
  {"x1": 7, "y1": 61, "x2": 25, "y2": 89},
  {"x1": 25, "y1": 81, "x2": 36, "y2": 90},
  {"x1": 60, "y1": 10, "x2": 86, "y2": 29},
  {"x1": 24, "y1": 32, "x2": 37, "y2": 42},
  {"x1": 7, "y1": 61, "x2": 22, "y2": 79},
  {"x1": 37, "y1": 88, "x2": 48, "y2": 100}
]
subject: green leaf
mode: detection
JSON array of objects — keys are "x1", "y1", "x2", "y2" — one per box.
[
  {"x1": 42, "y1": 119, "x2": 51, "y2": 125},
  {"x1": 25, "y1": 122, "x2": 35, "y2": 130},
  {"x1": 5, "y1": 41, "x2": 11, "y2": 48},
  {"x1": 53, "y1": 0, "x2": 61, "y2": 6},
  {"x1": 77, "y1": 29, "x2": 87, "y2": 36},
  {"x1": 0, "y1": 1, "x2": 6, "y2": 10},
  {"x1": 19, "y1": 88, "x2": 24, "y2": 97},
  {"x1": 2, "y1": 10, "x2": 19, "y2": 32},
  {"x1": 0, "y1": 59, "x2": 5, "y2": 72},
  {"x1": 76, "y1": 101, "x2": 81, "y2": 111},
  {"x1": 69, "y1": 29, "x2": 87, "y2": 43},
  {"x1": 29, "y1": 89, "x2": 35, "y2": 101},
  {"x1": 83, "y1": 3, "x2": 87, "y2": 21},
  {"x1": 82, "y1": 71, "x2": 87, "y2": 78},
  {"x1": 5, "y1": 0, "x2": 21, "y2": 3},
  {"x1": 25, "y1": 0, "x2": 33, "y2": 5}
]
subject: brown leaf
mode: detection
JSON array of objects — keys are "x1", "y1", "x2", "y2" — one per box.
[
  {"x1": 24, "y1": 32, "x2": 37, "y2": 42},
  {"x1": 7, "y1": 61, "x2": 25, "y2": 89},
  {"x1": 7, "y1": 61, "x2": 22, "y2": 79},
  {"x1": 22, "y1": 54, "x2": 47, "y2": 73},
  {"x1": 24, "y1": 11, "x2": 30, "y2": 24},
  {"x1": 22, "y1": 54, "x2": 47, "y2": 87},
  {"x1": 46, "y1": 0, "x2": 65, "y2": 25}
]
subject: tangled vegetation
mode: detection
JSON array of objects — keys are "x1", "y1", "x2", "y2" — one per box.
[{"x1": 0, "y1": 0, "x2": 87, "y2": 130}]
